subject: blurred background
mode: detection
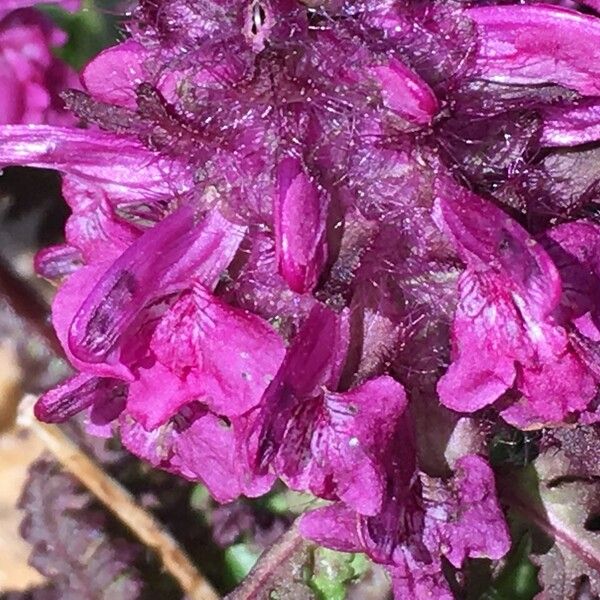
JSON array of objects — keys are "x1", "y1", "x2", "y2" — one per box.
[{"x1": 0, "y1": 1, "x2": 120, "y2": 592}]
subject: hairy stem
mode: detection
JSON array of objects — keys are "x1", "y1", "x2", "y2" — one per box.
[
  {"x1": 18, "y1": 395, "x2": 220, "y2": 600},
  {"x1": 225, "y1": 521, "x2": 309, "y2": 600}
]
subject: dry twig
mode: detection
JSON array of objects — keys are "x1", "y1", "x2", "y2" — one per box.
[{"x1": 17, "y1": 395, "x2": 220, "y2": 600}]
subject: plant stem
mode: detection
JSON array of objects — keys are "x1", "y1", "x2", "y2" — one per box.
[
  {"x1": 225, "y1": 521, "x2": 309, "y2": 600},
  {"x1": 18, "y1": 395, "x2": 221, "y2": 600}
]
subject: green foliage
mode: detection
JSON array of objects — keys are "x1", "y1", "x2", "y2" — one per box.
[
  {"x1": 224, "y1": 543, "x2": 262, "y2": 585},
  {"x1": 307, "y1": 548, "x2": 369, "y2": 600},
  {"x1": 481, "y1": 535, "x2": 540, "y2": 600},
  {"x1": 39, "y1": 0, "x2": 120, "y2": 69}
]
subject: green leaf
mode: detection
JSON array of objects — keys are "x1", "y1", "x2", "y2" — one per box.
[
  {"x1": 481, "y1": 535, "x2": 540, "y2": 600},
  {"x1": 224, "y1": 544, "x2": 261, "y2": 585},
  {"x1": 308, "y1": 548, "x2": 369, "y2": 600},
  {"x1": 39, "y1": 0, "x2": 120, "y2": 69}
]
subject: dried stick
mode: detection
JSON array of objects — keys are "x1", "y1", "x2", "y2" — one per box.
[{"x1": 18, "y1": 395, "x2": 220, "y2": 600}]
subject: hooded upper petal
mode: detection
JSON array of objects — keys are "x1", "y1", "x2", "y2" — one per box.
[{"x1": 67, "y1": 206, "x2": 245, "y2": 378}]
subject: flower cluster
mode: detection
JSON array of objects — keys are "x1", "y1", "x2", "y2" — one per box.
[
  {"x1": 2, "y1": 0, "x2": 600, "y2": 596},
  {"x1": 0, "y1": 0, "x2": 77, "y2": 125}
]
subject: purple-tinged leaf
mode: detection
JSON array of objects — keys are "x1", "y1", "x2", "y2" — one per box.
[
  {"x1": 18, "y1": 459, "x2": 143, "y2": 600},
  {"x1": 500, "y1": 427, "x2": 600, "y2": 599}
]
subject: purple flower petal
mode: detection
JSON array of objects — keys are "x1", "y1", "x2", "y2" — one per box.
[
  {"x1": 35, "y1": 244, "x2": 82, "y2": 281},
  {"x1": 61, "y1": 176, "x2": 140, "y2": 264},
  {"x1": 389, "y1": 557, "x2": 453, "y2": 600},
  {"x1": 120, "y1": 407, "x2": 275, "y2": 503},
  {"x1": 469, "y1": 4, "x2": 600, "y2": 96},
  {"x1": 541, "y1": 99, "x2": 600, "y2": 147},
  {"x1": 371, "y1": 58, "x2": 439, "y2": 124},
  {"x1": 0, "y1": 125, "x2": 193, "y2": 203},
  {"x1": 544, "y1": 220, "x2": 600, "y2": 327},
  {"x1": 422, "y1": 455, "x2": 510, "y2": 567},
  {"x1": 299, "y1": 504, "x2": 362, "y2": 554},
  {"x1": 255, "y1": 303, "x2": 349, "y2": 467},
  {"x1": 127, "y1": 283, "x2": 285, "y2": 428},
  {"x1": 0, "y1": 8, "x2": 78, "y2": 125},
  {"x1": 435, "y1": 182, "x2": 595, "y2": 425},
  {"x1": 275, "y1": 157, "x2": 328, "y2": 293},
  {"x1": 301, "y1": 455, "x2": 509, "y2": 597},
  {"x1": 276, "y1": 376, "x2": 408, "y2": 516},
  {"x1": 82, "y1": 41, "x2": 146, "y2": 109}
]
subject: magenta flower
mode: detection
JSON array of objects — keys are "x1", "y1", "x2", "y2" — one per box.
[
  {"x1": 435, "y1": 178, "x2": 598, "y2": 428},
  {"x1": 2, "y1": 0, "x2": 600, "y2": 595},
  {"x1": 300, "y1": 455, "x2": 509, "y2": 599},
  {"x1": 0, "y1": 4, "x2": 77, "y2": 125}
]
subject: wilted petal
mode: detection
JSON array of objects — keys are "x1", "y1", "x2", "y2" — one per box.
[
  {"x1": 0, "y1": 125, "x2": 193, "y2": 203},
  {"x1": 422, "y1": 455, "x2": 510, "y2": 567},
  {"x1": 541, "y1": 100, "x2": 600, "y2": 147},
  {"x1": 68, "y1": 206, "x2": 245, "y2": 377},
  {"x1": 274, "y1": 157, "x2": 328, "y2": 293},
  {"x1": 35, "y1": 372, "x2": 126, "y2": 423},
  {"x1": 127, "y1": 283, "x2": 286, "y2": 428},
  {"x1": 82, "y1": 40, "x2": 147, "y2": 109},
  {"x1": 371, "y1": 57, "x2": 439, "y2": 124},
  {"x1": 469, "y1": 5, "x2": 600, "y2": 96}
]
